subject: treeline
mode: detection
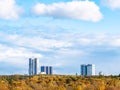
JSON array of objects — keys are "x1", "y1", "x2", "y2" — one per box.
[{"x1": 0, "y1": 75, "x2": 120, "y2": 90}]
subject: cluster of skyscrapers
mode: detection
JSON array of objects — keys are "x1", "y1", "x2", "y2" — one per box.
[
  {"x1": 29, "y1": 58, "x2": 53, "y2": 76},
  {"x1": 29, "y1": 58, "x2": 95, "y2": 76},
  {"x1": 29, "y1": 58, "x2": 39, "y2": 75},
  {"x1": 81, "y1": 64, "x2": 95, "y2": 76},
  {"x1": 41, "y1": 66, "x2": 52, "y2": 75}
]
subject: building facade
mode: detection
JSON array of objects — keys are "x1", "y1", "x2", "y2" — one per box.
[
  {"x1": 29, "y1": 58, "x2": 39, "y2": 76},
  {"x1": 81, "y1": 64, "x2": 87, "y2": 76},
  {"x1": 41, "y1": 66, "x2": 53, "y2": 75},
  {"x1": 81, "y1": 64, "x2": 95, "y2": 76}
]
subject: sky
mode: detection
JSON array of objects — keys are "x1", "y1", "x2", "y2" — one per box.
[{"x1": 0, "y1": 0, "x2": 120, "y2": 75}]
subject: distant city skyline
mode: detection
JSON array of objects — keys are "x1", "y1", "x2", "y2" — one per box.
[{"x1": 0, "y1": 0, "x2": 120, "y2": 75}]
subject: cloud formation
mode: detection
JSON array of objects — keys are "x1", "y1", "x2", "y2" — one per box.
[
  {"x1": 0, "y1": 0, "x2": 21, "y2": 19},
  {"x1": 32, "y1": 1, "x2": 103, "y2": 22},
  {"x1": 1, "y1": 29, "x2": 120, "y2": 74},
  {"x1": 102, "y1": 0, "x2": 120, "y2": 9}
]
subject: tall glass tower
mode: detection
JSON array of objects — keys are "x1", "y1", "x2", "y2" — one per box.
[
  {"x1": 81, "y1": 64, "x2": 95, "y2": 76},
  {"x1": 81, "y1": 64, "x2": 87, "y2": 76},
  {"x1": 29, "y1": 58, "x2": 39, "y2": 76},
  {"x1": 87, "y1": 64, "x2": 95, "y2": 76},
  {"x1": 41, "y1": 66, "x2": 53, "y2": 75}
]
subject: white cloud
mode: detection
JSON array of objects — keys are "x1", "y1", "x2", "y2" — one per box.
[
  {"x1": 102, "y1": 0, "x2": 120, "y2": 9},
  {"x1": 56, "y1": 48, "x2": 85, "y2": 56},
  {"x1": 0, "y1": 0, "x2": 21, "y2": 19},
  {"x1": 8, "y1": 36, "x2": 72, "y2": 52},
  {"x1": 0, "y1": 44, "x2": 42, "y2": 63},
  {"x1": 109, "y1": 37, "x2": 120, "y2": 47},
  {"x1": 0, "y1": 32, "x2": 72, "y2": 52},
  {"x1": 32, "y1": 1, "x2": 103, "y2": 22}
]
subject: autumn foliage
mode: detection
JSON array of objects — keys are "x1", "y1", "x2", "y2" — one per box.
[{"x1": 0, "y1": 75, "x2": 120, "y2": 90}]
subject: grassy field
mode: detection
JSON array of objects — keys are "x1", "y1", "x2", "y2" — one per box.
[{"x1": 0, "y1": 74, "x2": 120, "y2": 90}]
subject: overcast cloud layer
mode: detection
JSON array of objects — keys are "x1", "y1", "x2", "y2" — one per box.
[{"x1": 33, "y1": 1, "x2": 103, "y2": 22}]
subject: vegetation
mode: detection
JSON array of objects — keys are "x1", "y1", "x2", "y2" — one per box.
[{"x1": 0, "y1": 75, "x2": 120, "y2": 90}]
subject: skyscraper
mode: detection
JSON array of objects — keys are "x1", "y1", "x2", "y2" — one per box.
[
  {"x1": 41, "y1": 66, "x2": 53, "y2": 75},
  {"x1": 49, "y1": 66, "x2": 53, "y2": 75},
  {"x1": 29, "y1": 58, "x2": 39, "y2": 76},
  {"x1": 81, "y1": 64, "x2": 95, "y2": 76},
  {"x1": 87, "y1": 64, "x2": 95, "y2": 76},
  {"x1": 81, "y1": 64, "x2": 87, "y2": 76},
  {"x1": 41, "y1": 66, "x2": 46, "y2": 74}
]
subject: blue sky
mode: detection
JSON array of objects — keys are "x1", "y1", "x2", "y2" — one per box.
[{"x1": 0, "y1": 0, "x2": 120, "y2": 75}]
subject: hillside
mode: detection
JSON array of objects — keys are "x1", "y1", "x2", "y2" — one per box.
[{"x1": 0, "y1": 75, "x2": 120, "y2": 90}]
